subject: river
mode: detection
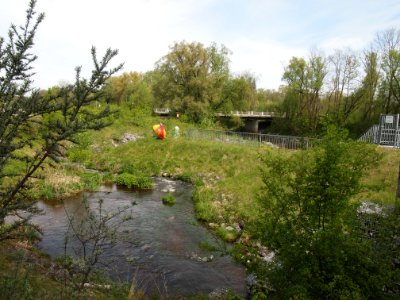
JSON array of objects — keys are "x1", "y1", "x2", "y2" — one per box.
[{"x1": 33, "y1": 177, "x2": 247, "y2": 298}]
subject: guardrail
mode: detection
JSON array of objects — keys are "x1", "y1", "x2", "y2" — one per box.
[{"x1": 185, "y1": 128, "x2": 315, "y2": 150}]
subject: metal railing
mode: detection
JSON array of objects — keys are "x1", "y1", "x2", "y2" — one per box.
[
  {"x1": 185, "y1": 128, "x2": 315, "y2": 150},
  {"x1": 153, "y1": 108, "x2": 171, "y2": 114},
  {"x1": 358, "y1": 117, "x2": 400, "y2": 148},
  {"x1": 215, "y1": 111, "x2": 278, "y2": 118},
  {"x1": 359, "y1": 125, "x2": 379, "y2": 144},
  {"x1": 153, "y1": 108, "x2": 278, "y2": 118}
]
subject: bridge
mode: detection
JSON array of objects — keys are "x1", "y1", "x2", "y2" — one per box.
[
  {"x1": 153, "y1": 108, "x2": 171, "y2": 116},
  {"x1": 153, "y1": 108, "x2": 279, "y2": 132},
  {"x1": 215, "y1": 111, "x2": 278, "y2": 132}
]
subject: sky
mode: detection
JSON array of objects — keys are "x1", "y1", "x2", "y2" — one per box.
[{"x1": 1, "y1": 0, "x2": 399, "y2": 90}]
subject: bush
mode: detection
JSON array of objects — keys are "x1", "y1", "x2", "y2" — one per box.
[
  {"x1": 115, "y1": 173, "x2": 153, "y2": 189},
  {"x1": 257, "y1": 125, "x2": 383, "y2": 298},
  {"x1": 162, "y1": 194, "x2": 176, "y2": 206}
]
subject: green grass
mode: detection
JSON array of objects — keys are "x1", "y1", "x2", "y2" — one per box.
[
  {"x1": 4, "y1": 104, "x2": 400, "y2": 298},
  {"x1": 115, "y1": 173, "x2": 153, "y2": 189},
  {"x1": 162, "y1": 193, "x2": 176, "y2": 205},
  {"x1": 356, "y1": 147, "x2": 400, "y2": 205},
  {"x1": 60, "y1": 106, "x2": 400, "y2": 237},
  {"x1": 0, "y1": 242, "x2": 130, "y2": 299}
]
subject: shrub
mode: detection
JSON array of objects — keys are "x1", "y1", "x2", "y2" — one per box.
[
  {"x1": 162, "y1": 194, "x2": 176, "y2": 206},
  {"x1": 257, "y1": 125, "x2": 383, "y2": 298}
]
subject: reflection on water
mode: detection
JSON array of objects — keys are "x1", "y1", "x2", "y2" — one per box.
[{"x1": 34, "y1": 178, "x2": 247, "y2": 297}]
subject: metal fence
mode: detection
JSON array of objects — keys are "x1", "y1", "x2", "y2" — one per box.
[
  {"x1": 185, "y1": 128, "x2": 315, "y2": 150},
  {"x1": 358, "y1": 114, "x2": 400, "y2": 147},
  {"x1": 359, "y1": 125, "x2": 380, "y2": 144}
]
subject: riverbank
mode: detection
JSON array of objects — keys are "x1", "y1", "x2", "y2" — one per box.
[{"x1": 4, "y1": 106, "x2": 400, "y2": 298}]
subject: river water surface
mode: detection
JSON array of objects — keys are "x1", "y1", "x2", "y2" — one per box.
[{"x1": 34, "y1": 177, "x2": 247, "y2": 297}]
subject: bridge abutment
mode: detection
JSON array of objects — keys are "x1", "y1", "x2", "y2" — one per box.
[{"x1": 245, "y1": 119, "x2": 259, "y2": 133}]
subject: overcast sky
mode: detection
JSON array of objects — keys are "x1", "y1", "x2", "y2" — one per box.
[{"x1": 1, "y1": 0, "x2": 400, "y2": 90}]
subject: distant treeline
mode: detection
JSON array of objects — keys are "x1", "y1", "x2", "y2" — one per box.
[{"x1": 45, "y1": 28, "x2": 400, "y2": 137}]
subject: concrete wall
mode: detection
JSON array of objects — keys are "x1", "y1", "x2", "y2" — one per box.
[{"x1": 245, "y1": 119, "x2": 259, "y2": 133}]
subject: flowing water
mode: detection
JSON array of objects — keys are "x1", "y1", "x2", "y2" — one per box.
[{"x1": 34, "y1": 177, "x2": 247, "y2": 297}]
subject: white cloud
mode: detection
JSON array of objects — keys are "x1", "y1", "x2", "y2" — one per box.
[{"x1": 229, "y1": 38, "x2": 307, "y2": 89}]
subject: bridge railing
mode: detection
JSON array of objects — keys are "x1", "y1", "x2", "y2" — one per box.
[
  {"x1": 153, "y1": 109, "x2": 279, "y2": 118},
  {"x1": 153, "y1": 108, "x2": 171, "y2": 114},
  {"x1": 216, "y1": 111, "x2": 278, "y2": 117},
  {"x1": 185, "y1": 128, "x2": 315, "y2": 150}
]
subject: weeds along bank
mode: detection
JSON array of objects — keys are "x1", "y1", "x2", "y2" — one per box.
[
  {"x1": 43, "y1": 107, "x2": 400, "y2": 236},
  {"x1": 13, "y1": 107, "x2": 400, "y2": 298}
]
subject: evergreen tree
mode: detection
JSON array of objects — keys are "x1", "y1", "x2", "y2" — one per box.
[{"x1": 0, "y1": 0, "x2": 122, "y2": 241}]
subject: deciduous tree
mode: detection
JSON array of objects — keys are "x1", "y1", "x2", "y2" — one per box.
[
  {"x1": 257, "y1": 126, "x2": 384, "y2": 298},
  {"x1": 153, "y1": 41, "x2": 230, "y2": 122}
]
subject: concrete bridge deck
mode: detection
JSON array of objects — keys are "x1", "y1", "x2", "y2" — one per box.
[
  {"x1": 153, "y1": 109, "x2": 279, "y2": 132},
  {"x1": 215, "y1": 111, "x2": 278, "y2": 119}
]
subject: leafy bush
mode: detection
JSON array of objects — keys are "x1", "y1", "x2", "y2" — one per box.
[
  {"x1": 162, "y1": 193, "x2": 176, "y2": 206},
  {"x1": 257, "y1": 125, "x2": 384, "y2": 298},
  {"x1": 115, "y1": 173, "x2": 153, "y2": 189}
]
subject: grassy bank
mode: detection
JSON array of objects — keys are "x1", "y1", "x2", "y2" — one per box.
[
  {"x1": 62, "y1": 106, "x2": 400, "y2": 237},
  {"x1": 3, "y1": 106, "x2": 400, "y2": 298}
]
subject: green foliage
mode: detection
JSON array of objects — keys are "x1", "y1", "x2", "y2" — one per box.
[
  {"x1": 152, "y1": 41, "x2": 231, "y2": 122},
  {"x1": 0, "y1": 263, "x2": 34, "y2": 300},
  {"x1": 0, "y1": 0, "x2": 122, "y2": 242},
  {"x1": 217, "y1": 74, "x2": 258, "y2": 112},
  {"x1": 103, "y1": 71, "x2": 155, "y2": 114},
  {"x1": 257, "y1": 125, "x2": 384, "y2": 298},
  {"x1": 175, "y1": 172, "x2": 194, "y2": 183},
  {"x1": 192, "y1": 187, "x2": 218, "y2": 222},
  {"x1": 37, "y1": 183, "x2": 56, "y2": 200},
  {"x1": 115, "y1": 173, "x2": 153, "y2": 189},
  {"x1": 67, "y1": 148, "x2": 92, "y2": 164},
  {"x1": 215, "y1": 226, "x2": 238, "y2": 243},
  {"x1": 162, "y1": 193, "x2": 176, "y2": 206},
  {"x1": 80, "y1": 173, "x2": 102, "y2": 191}
]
